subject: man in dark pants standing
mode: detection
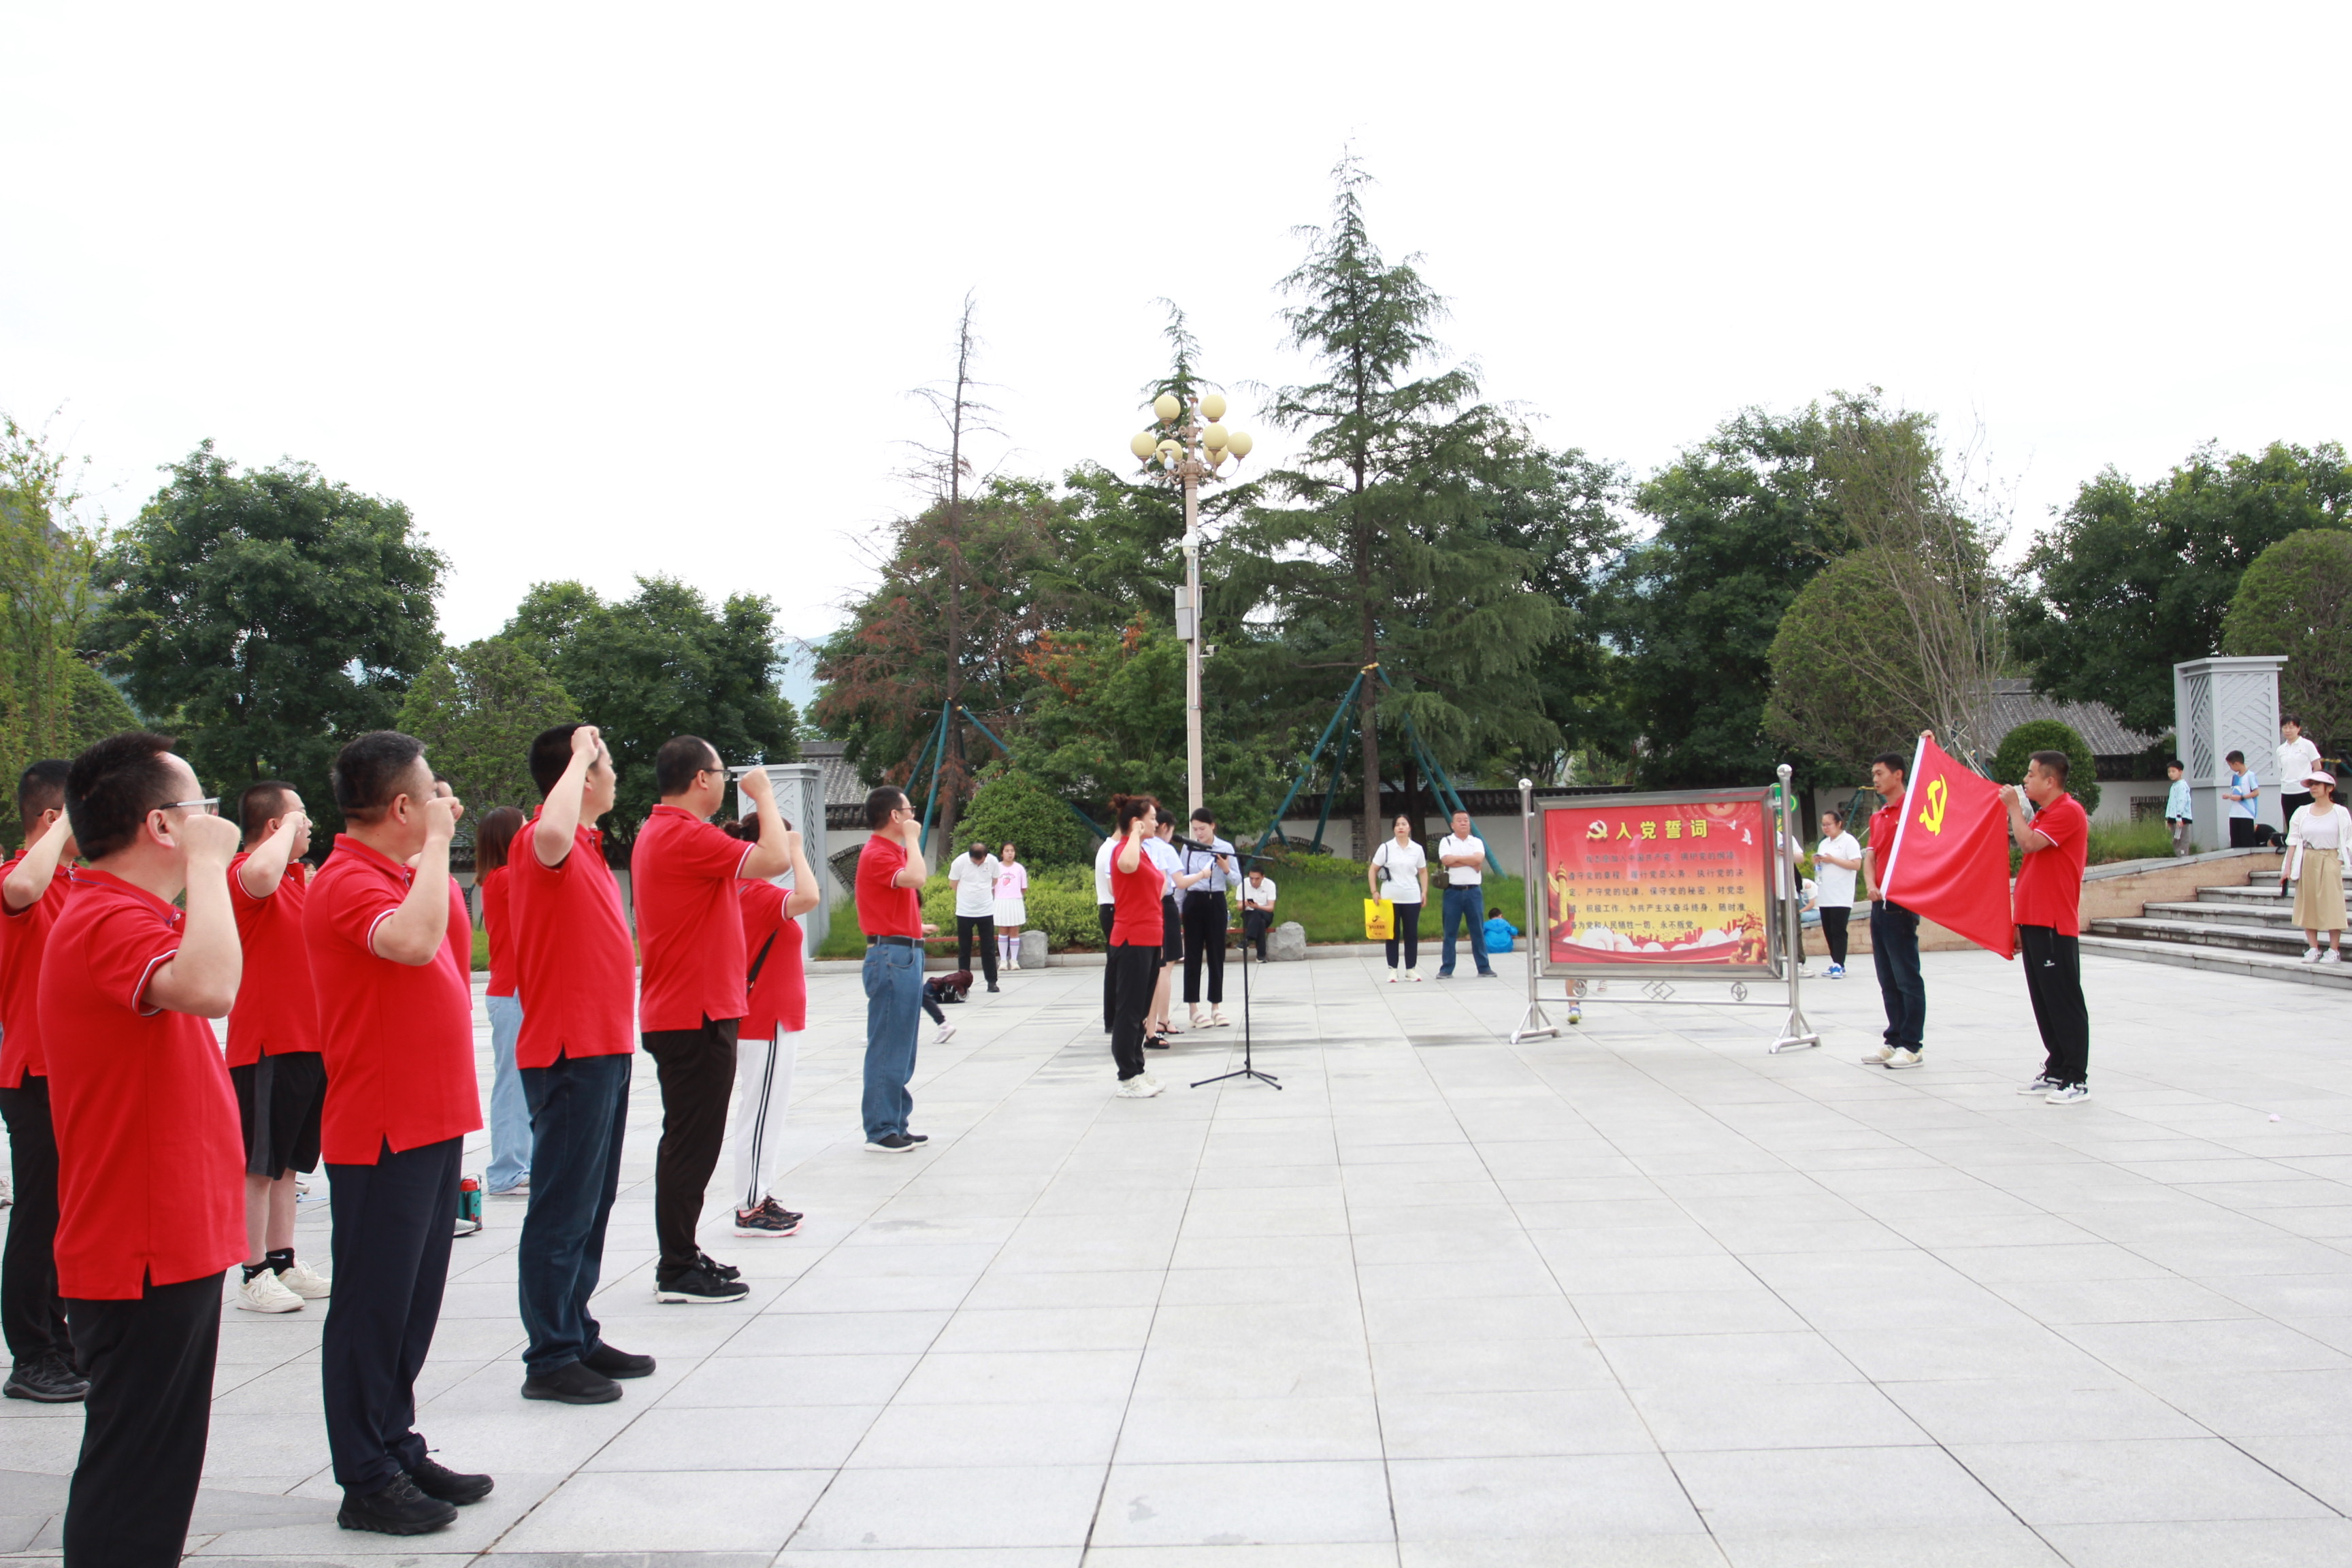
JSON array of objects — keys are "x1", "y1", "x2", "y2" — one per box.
[
  {"x1": 307, "y1": 732, "x2": 493, "y2": 1535},
  {"x1": 2005, "y1": 751, "x2": 2094, "y2": 1103},
  {"x1": 39, "y1": 732, "x2": 247, "y2": 1567},
  {"x1": 1, "y1": 760, "x2": 86, "y2": 1403},
  {"x1": 1179, "y1": 807, "x2": 1236, "y2": 1028},
  {"x1": 632, "y1": 736, "x2": 790, "y2": 1303},
  {"x1": 1861, "y1": 746, "x2": 1928, "y2": 1070}
]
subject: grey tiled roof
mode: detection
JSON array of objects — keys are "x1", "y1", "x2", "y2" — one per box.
[
  {"x1": 800, "y1": 741, "x2": 869, "y2": 806},
  {"x1": 1990, "y1": 679, "x2": 2161, "y2": 757}
]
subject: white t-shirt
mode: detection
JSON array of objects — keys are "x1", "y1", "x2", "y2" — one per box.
[
  {"x1": 1814, "y1": 831, "x2": 1861, "y2": 909},
  {"x1": 1436, "y1": 833, "x2": 1484, "y2": 886},
  {"x1": 1094, "y1": 835, "x2": 1118, "y2": 903},
  {"x1": 2281, "y1": 738, "x2": 2322, "y2": 792},
  {"x1": 1241, "y1": 877, "x2": 1277, "y2": 910},
  {"x1": 1145, "y1": 835, "x2": 1183, "y2": 900},
  {"x1": 1371, "y1": 838, "x2": 1427, "y2": 904},
  {"x1": 947, "y1": 853, "x2": 999, "y2": 917}
]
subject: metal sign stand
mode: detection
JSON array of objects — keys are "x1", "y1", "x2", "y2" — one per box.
[
  {"x1": 1766, "y1": 763, "x2": 1822, "y2": 1055},
  {"x1": 1509, "y1": 779, "x2": 1562, "y2": 1044}
]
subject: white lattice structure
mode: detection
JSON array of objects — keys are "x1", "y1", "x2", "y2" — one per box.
[
  {"x1": 2174, "y1": 655, "x2": 2287, "y2": 847},
  {"x1": 736, "y1": 761, "x2": 830, "y2": 954}
]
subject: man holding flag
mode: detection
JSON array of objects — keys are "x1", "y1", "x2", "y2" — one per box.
[{"x1": 2003, "y1": 752, "x2": 2092, "y2": 1104}]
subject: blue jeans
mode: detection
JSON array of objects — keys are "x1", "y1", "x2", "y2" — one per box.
[
  {"x1": 517, "y1": 1051, "x2": 631, "y2": 1378},
  {"x1": 1870, "y1": 900, "x2": 1926, "y2": 1053},
  {"x1": 485, "y1": 995, "x2": 532, "y2": 1193},
  {"x1": 862, "y1": 942, "x2": 924, "y2": 1140},
  {"x1": 1439, "y1": 885, "x2": 1492, "y2": 975}
]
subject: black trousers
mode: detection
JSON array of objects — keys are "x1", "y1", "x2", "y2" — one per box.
[
  {"x1": 324, "y1": 1137, "x2": 459, "y2": 1493},
  {"x1": 2020, "y1": 924, "x2": 2090, "y2": 1087},
  {"x1": 519, "y1": 1051, "x2": 631, "y2": 1377},
  {"x1": 1385, "y1": 900, "x2": 1423, "y2": 970},
  {"x1": 642, "y1": 1017, "x2": 740, "y2": 1276},
  {"x1": 1181, "y1": 892, "x2": 1228, "y2": 1004},
  {"x1": 1819, "y1": 906, "x2": 1850, "y2": 967},
  {"x1": 1099, "y1": 904, "x2": 1116, "y2": 1031},
  {"x1": 1107, "y1": 943, "x2": 1159, "y2": 1081},
  {"x1": 0, "y1": 1076, "x2": 69, "y2": 1366},
  {"x1": 2230, "y1": 817, "x2": 2258, "y2": 849},
  {"x1": 1870, "y1": 900, "x2": 1927, "y2": 1052},
  {"x1": 956, "y1": 915, "x2": 998, "y2": 984},
  {"x1": 1243, "y1": 908, "x2": 1273, "y2": 960},
  {"x1": 63, "y1": 1269, "x2": 222, "y2": 1568},
  {"x1": 2283, "y1": 792, "x2": 2313, "y2": 829}
]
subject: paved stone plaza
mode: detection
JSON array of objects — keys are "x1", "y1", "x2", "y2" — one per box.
[{"x1": 3, "y1": 949, "x2": 2350, "y2": 1566}]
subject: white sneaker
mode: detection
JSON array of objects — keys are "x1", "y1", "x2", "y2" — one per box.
[
  {"x1": 278, "y1": 1259, "x2": 333, "y2": 1298},
  {"x1": 2303, "y1": 947, "x2": 2322, "y2": 963},
  {"x1": 1860, "y1": 1046, "x2": 1895, "y2": 1064},
  {"x1": 1883, "y1": 1048, "x2": 1923, "y2": 1069},
  {"x1": 235, "y1": 1269, "x2": 304, "y2": 1313},
  {"x1": 1115, "y1": 1076, "x2": 1164, "y2": 1098},
  {"x1": 934, "y1": 1022, "x2": 958, "y2": 1043},
  {"x1": 1386, "y1": 973, "x2": 1399, "y2": 984},
  {"x1": 1007, "y1": 955, "x2": 1022, "y2": 971},
  {"x1": 2017, "y1": 1075, "x2": 2060, "y2": 1094},
  {"x1": 2045, "y1": 1083, "x2": 2090, "y2": 1105},
  {"x1": 2325, "y1": 949, "x2": 2344, "y2": 964},
  {"x1": 1141, "y1": 1074, "x2": 1166, "y2": 1091},
  {"x1": 1408, "y1": 972, "x2": 1424, "y2": 983}
]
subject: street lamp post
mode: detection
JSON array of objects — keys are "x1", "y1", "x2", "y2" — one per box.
[{"x1": 1128, "y1": 392, "x2": 1252, "y2": 812}]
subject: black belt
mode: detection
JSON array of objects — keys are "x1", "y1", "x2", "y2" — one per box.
[{"x1": 867, "y1": 934, "x2": 921, "y2": 948}]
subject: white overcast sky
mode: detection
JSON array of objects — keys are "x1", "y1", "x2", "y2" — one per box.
[{"x1": 5, "y1": 3, "x2": 2345, "y2": 699}]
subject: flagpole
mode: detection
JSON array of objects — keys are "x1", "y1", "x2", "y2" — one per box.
[{"x1": 1768, "y1": 762, "x2": 1820, "y2": 1054}]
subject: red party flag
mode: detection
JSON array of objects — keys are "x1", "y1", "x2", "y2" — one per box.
[{"x1": 1878, "y1": 734, "x2": 2016, "y2": 960}]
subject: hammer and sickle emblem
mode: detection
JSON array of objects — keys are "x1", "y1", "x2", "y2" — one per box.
[{"x1": 1918, "y1": 777, "x2": 1948, "y2": 834}]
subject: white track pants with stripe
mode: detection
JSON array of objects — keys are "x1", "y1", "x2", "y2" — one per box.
[{"x1": 733, "y1": 1027, "x2": 800, "y2": 1211}]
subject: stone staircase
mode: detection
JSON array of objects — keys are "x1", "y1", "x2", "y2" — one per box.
[{"x1": 2083, "y1": 869, "x2": 2352, "y2": 989}]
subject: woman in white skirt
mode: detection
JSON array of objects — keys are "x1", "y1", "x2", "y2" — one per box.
[
  {"x1": 725, "y1": 808, "x2": 822, "y2": 1235},
  {"x1": 994, "y1": 842, "x2": 1029, "y2": 970},
  {"x1": 2285, "y1": 769, "x2": 2345, "y2": 963}
]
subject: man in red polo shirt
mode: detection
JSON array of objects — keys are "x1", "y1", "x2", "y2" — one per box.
[
  {"x1": 631, "y1": 736, "x2": 789, "y2": 1303},
  {"x1": 1859, "y1": 742, "x2": 1929, "y2": 1069},
  {"x1": 1, "y1": 760, "x2": 87, "y2": 1405},
  {"x1": 857, "y1": 786, "x2": 934, "y2": 1152},
  {"x1": 225, "y1": 779, "x2": 334, "y2": 1315},
  {"x1": 511, "y1": 723, "x2": 657, "y2": 1402},
  {"x1": 306, "y1": 731, "x2": 493, "y2": 1535},
  {"x1": 38, "y1": 732, "x2": 245, "y2": 1567},
  {"x1": 2004, "y1": 749, "x2": 2094, "y2": 1104}
]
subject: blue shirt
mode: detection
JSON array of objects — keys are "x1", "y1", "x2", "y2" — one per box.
[
  {"x1": 1482, "y1": 916, "x2": 1518, "y2": 954},
  {"x1": 2229, "y1": 770, "x2": 2260, "y2": 819},
  {"x1": 2166, "y1": 779, "x2": 2191, "y2": 819},
  {"x1": 1179, "y1": 835, "x2": 1237, "y2": 895}
]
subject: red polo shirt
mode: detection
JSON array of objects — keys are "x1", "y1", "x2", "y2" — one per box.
[
  {"x1": 2013, "y1": 792, "x2": 2090, "y2": 936},
  {"x1": 0, "y1": 851, "x2": 72, "y2": 1088},
  {"x1": 510, "y1": 813, "x2": 636, "y2": 1067},
  {"x1": 857, "y1": 834, "x2": 923, "y2": 938},
  {"x1": 1867, "y1": 792, "x2": 1908, "y2": 901},
  {"x1": 38, "y1": 868, "x2": 244, "y2": 1298},
  {"x1": 226, "y1": 853, "x2": 321, "y2": 1067},
  {"x1": 631, "y1": 804, "x2": 754, "y2": 1032},
  {"x1": 738, "y1": 880, "x2": 806, "y2": 1037},
  {"x1": 305, "y1": 836, "x2": 481, "y2": 1163},
  {"x1": 478, "y1": 864, "x2": 517, "y2": 998}
]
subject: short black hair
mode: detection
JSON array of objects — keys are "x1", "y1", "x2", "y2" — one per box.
[
  {"x1": 1871, "y1": 751, "x2": 1908, "y2": 780},
  {"x1": 2225, "y1": 749, "x2": 2246, "y2": 765},
  {"x1": 530, "y1": 723, "x2": 591, "y2": 796},
  {"x1": 17, "y1": 760, "x2": 69, "y2": 834},
  {"x1": 866, "y1": 785, "x2": 907, "y2": 829},
  {"x1": 967, "y1": 842, "x2": 988, "y2": 858},
  {"x1": 2166, "y1": 757, "x2": 2185, "y2": 772},
  {"x1": 1192, "y1": 806, "x2": 1216, "y2": 826},
  {"x1": 238, "y1": 779, "x2": 297, "y2": 843},
  {"x1": 332, "y1": 732, "x2": 428, "y2": 823},
  {"x1": 2282, "y1": 713, "x2": 2302, "y2": 728},
  {"x1": 655, "y1": 734, "x2": 720, "y2": 797},
  {"x1": 2028, "y1": 749, "x2": 2071, "y2": 785},
  {"x1": 65, "y1": 732, "x2": 182, "y2": 861}
]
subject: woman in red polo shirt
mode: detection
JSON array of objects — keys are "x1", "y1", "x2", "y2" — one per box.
[
  {"x1": 1107, "y1": 795, "x2": 1169, "y2": 1099},
  {"x1": 724, "y1": 809, "x2": 821, "y2": 1237}
]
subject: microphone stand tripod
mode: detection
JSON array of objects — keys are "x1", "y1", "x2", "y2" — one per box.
[{"x1": 1190, "y1": 843, "x2": 1281, "y2": 1091}]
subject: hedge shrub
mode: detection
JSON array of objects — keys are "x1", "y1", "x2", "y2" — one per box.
[{"x1": 1990, "y1": 718, "x2": 2100, "y2": 815}]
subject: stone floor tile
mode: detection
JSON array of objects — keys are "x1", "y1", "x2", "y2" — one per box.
[
  {"x1": 495, "y1": 1468, "x2": 829, "y2": 1554},
  {"x1": 788, "y1": 1463, "x2": 1108, "y2": 1550},
  {"x1": 2035, "y1": 1518, "x2": 2352, "y2": 1568},
  {"x1": 1388, "y1": 1453, "x2": 1707, "y2": 1540},
  {"x1": 1627, "y1": 1380, "x2": 1931, "y2": 1451},
  {"x1": 1711, "y1": 1524, "x2": 2065, "y2": 1567},
  {"x1": 1667, "y1": 1446, "x2": 2012, "y2": 1531},
  {"x1": 848, "y1": 1400, "x2": 1126, "y2": 1468},
  {"x1": 1378, "y1": 1388, "x2": 1655, "y2": 1458},
  {"x1": 1950, "y1": 1437, "x2": 2335, "y2": 1524},
  {"x1": 1090, "y1": 1459, "x2": 1395, "y2": 1546}
]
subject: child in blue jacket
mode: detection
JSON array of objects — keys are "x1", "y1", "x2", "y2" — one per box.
[{"x1": 1482, "y1": 907, "x2": 1518, "y2": 954}]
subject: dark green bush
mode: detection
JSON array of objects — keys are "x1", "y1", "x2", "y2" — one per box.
[{"x1": 1990, "y1": 718, "x2": 2100, "y2": 815}]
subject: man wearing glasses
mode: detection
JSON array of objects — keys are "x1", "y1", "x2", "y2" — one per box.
[
  {"x1": 37, "y1": 734, "x2": 246, "y2": 1566},
  {"x1": 629, "y1": 737, "x2": 793, "y2": 1304},
  {"x1": 856, "y1": 787, "x2": 933, "y2": 1152}
]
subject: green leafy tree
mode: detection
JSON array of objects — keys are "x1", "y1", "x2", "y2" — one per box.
[
  {"x1": 952, "y1": 768, "x2": 1098, "y2": 870},
  {"x1": 1990, "y1": 717, "x2": 2100, "y2": 816},
  {"x1": 2011, "y1": 441, "x2": 2352, "y2": 734},
  {"x1": 88, "y1": 442, "x2": 446, "y2": 830},
  {"x1": 1222, "y1": 159, "x2": 1565, "y2": 833},
  {"x1": 396, "y1": 638, "x2": 579, "y2": 825},
  {"x1": 504, "y1": 576, "x2": 797, "y2": 843},
  {"x1": 1767, "y1": 549, "x2": 1937, "y2": 778},
  {"x1": 1, "y1": 414, "x2": 118, "y2": 803},
  {"x1": 2223, "y1": 529, "x2": 2352, "y2": 749}
]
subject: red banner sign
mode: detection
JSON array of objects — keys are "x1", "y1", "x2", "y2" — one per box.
[{"x1": 1541, "y1": 793, "x2": 1776, "y2": 968}]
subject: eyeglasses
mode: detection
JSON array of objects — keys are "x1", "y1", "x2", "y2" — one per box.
[{"x1": 155, "y1": 797, "x2": 219, "y2": 815}]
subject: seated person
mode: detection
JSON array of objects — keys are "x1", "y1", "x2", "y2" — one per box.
[{"x1": 1482, "y1": 906, "x2": 1518, "y2": 953}]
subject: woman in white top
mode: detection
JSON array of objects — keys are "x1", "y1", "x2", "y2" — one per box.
[
  {"x1": 993, "y1": 842, "x2": 1029, "y2": 971},
  {"x1": 1146, "y1": 813, "x2": 1203, "y2": 1039},
  {"x1": 1814, "y1": 810, "x2": 1863, "y2": 979},
  {"x1": 1367, "y1": 815, "x2": 1431, "y2": 981},
  {"x1": 2283, "y1": 769, "x2": 2345, "y2": 962}
]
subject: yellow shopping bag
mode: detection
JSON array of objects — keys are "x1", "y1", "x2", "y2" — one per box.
[{"x1": 1363, "y1": 898, "x2": 1394, "y2": 941}]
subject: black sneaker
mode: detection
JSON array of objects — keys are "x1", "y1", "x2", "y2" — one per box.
[
  {"x1": 520, "y1": 1360, "x2": 623, "y2": 1404},
  {"x1": 655, "y1": 1264, "x2": 750, "y2": 1305},
  {"x1": 987, "y1": 982, "x2": 1000, "y2": 992},
  {"x1": 734, "y1": 1198, "x2": 802, "y2": 1237},
  {"x1": 408, "y1": 1457, "x2": 494, "y2": 1505},
  {"x1": 3, "y1": 1354, "x2": 88, "y2": 1403},
  {"x1": 581, "y1": 1341, "x2": 656, "y2": 1379},
  {"x1": 696, "y1": 1251, "x2": 742, "y2": 1281},
  {"x1": 903, "y1": 1134, "x2": 927, "y2": 1145},
  {"x1": 866, "y1": 1132, "x2": 917, "y2": 1152},
  {"x1": 338, "y1": 1474, "x2": 457, "y2": 1535}
]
